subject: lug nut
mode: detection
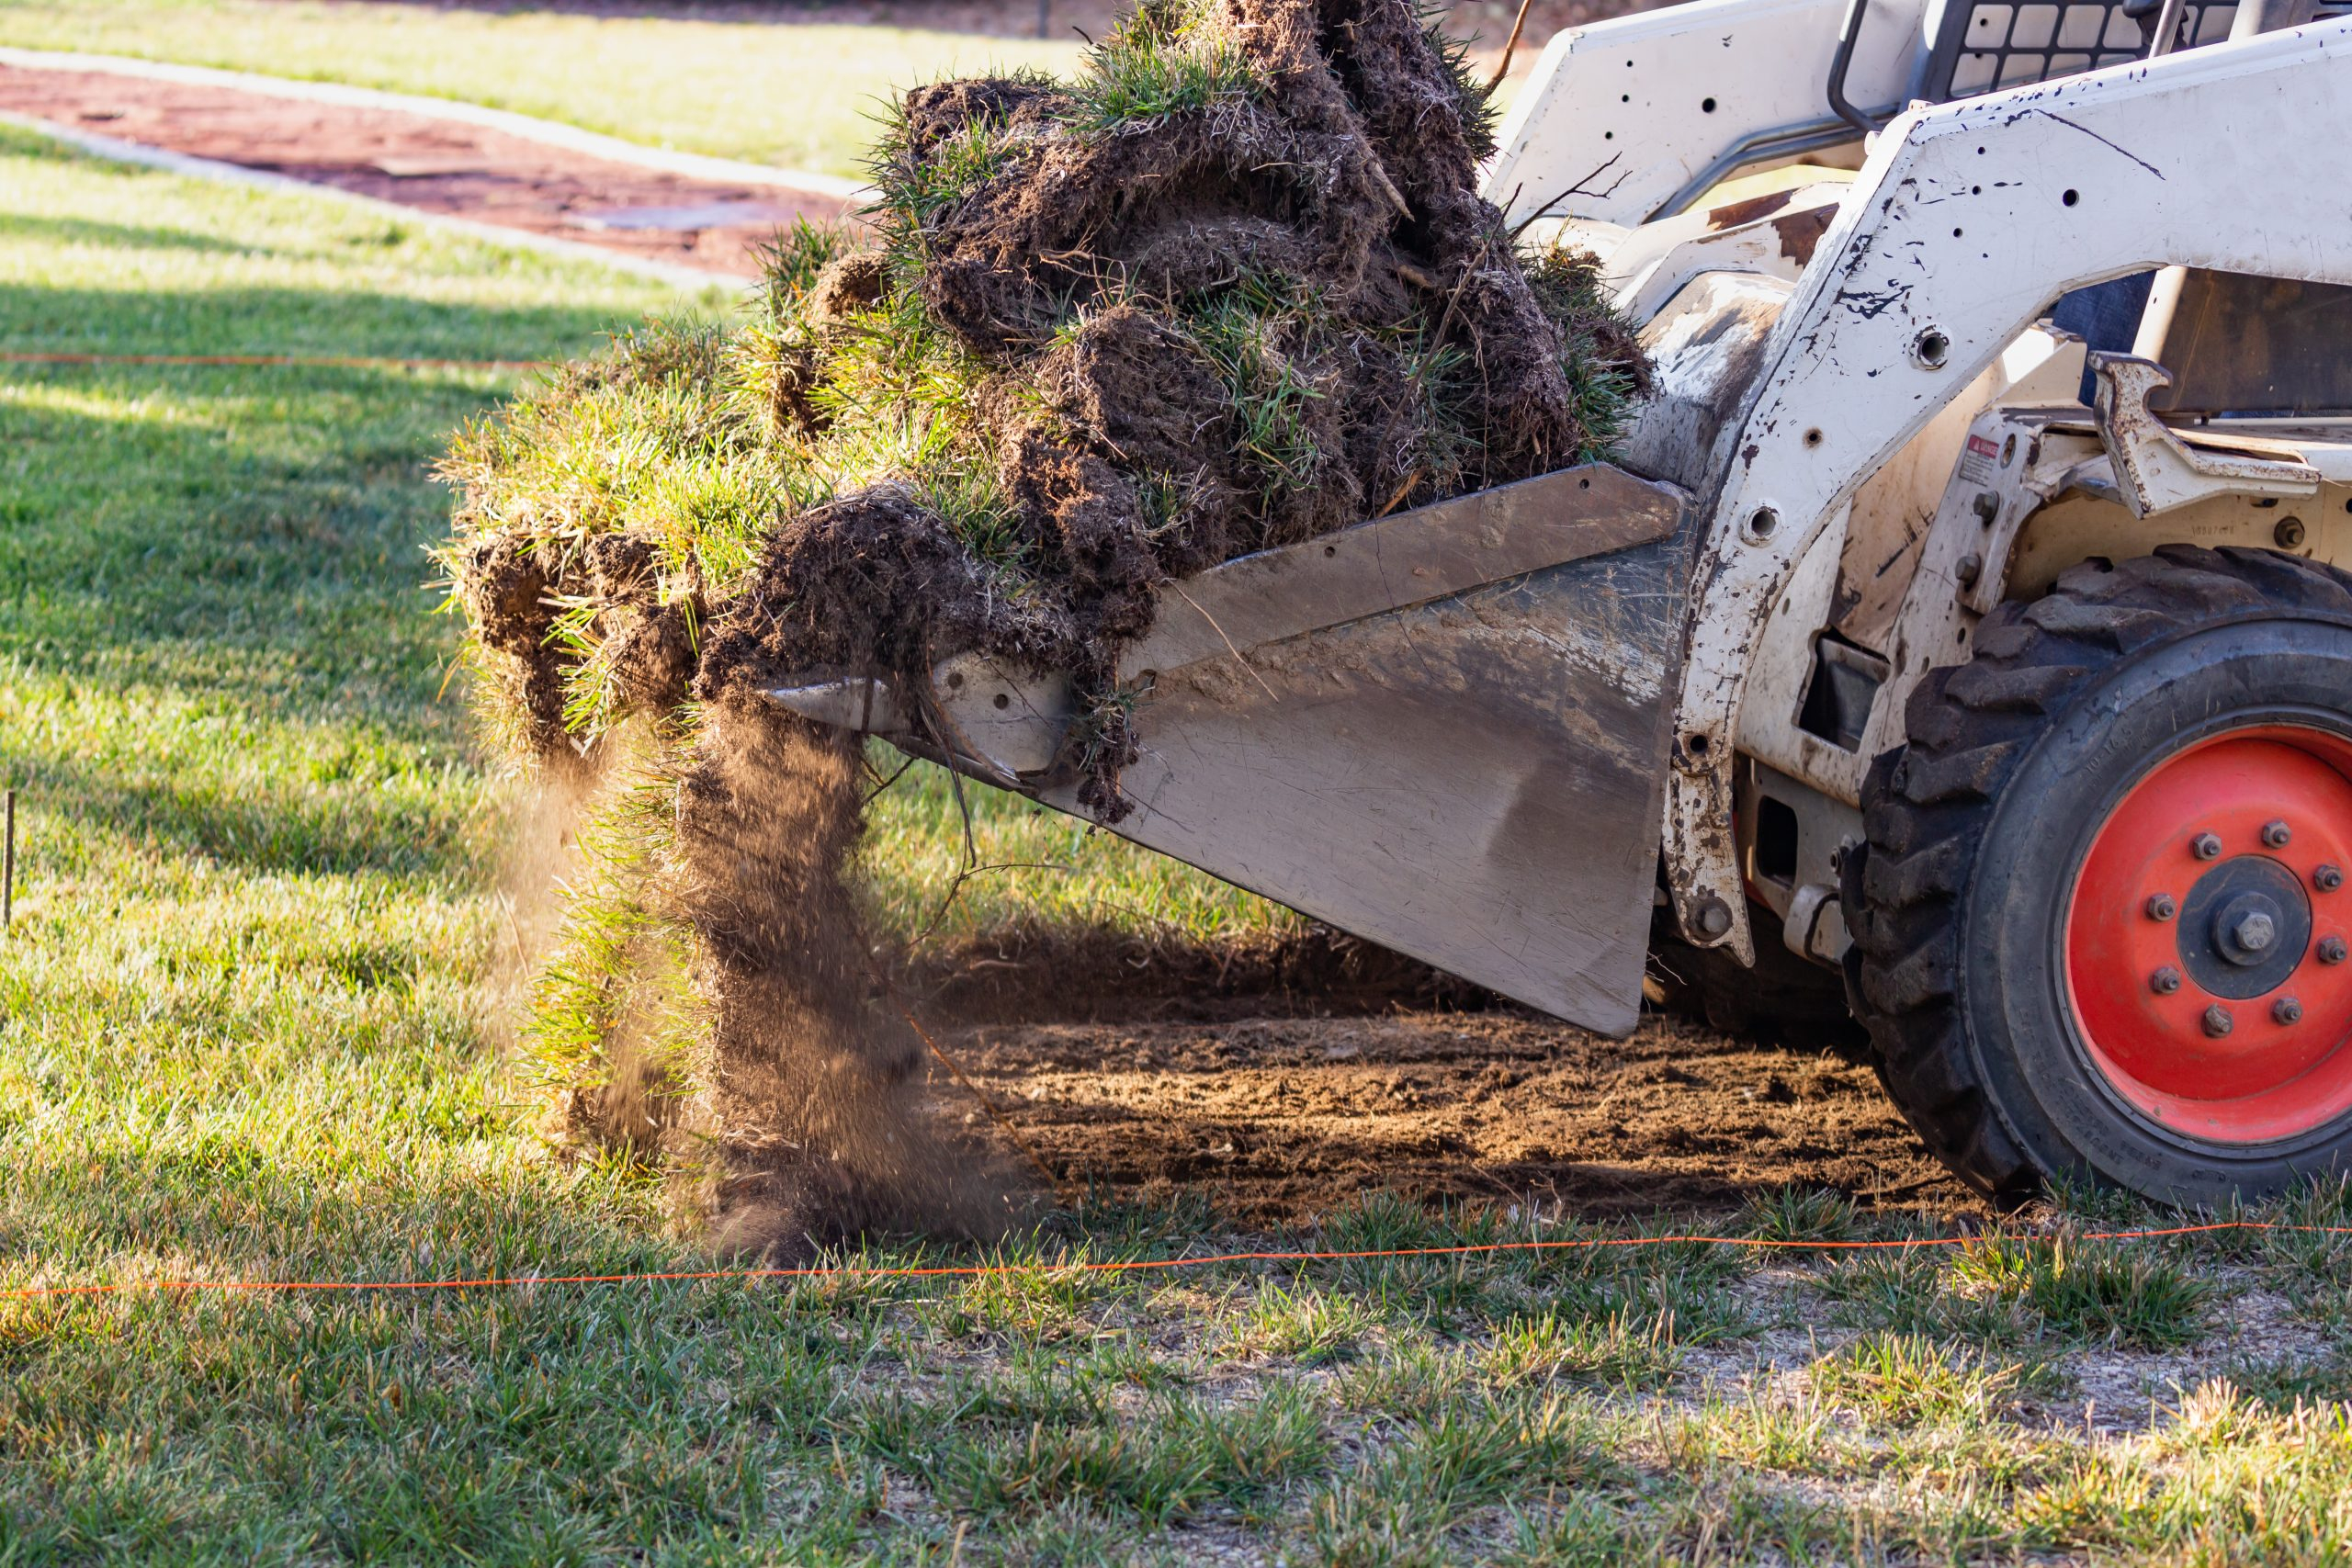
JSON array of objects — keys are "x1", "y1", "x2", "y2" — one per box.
[
  {"x1": 2321, "y1": 936, "x2": 2349, "y2": 965},
  {"x1": 2146, "y1": 893, "x2": 2177, "y2": 920},
  {"x1": 2264, "y1": 820, "x2": 2293, "y2": 849},
  {"x1": 2192, "y1": 832, "x2": 2223, "y2": 861},
  {"x1": 2273, "y1": 996, "x2": 2304, "y2": 1025},
  {"x1": 2203, "y1": 1004, "x2": 2235, "y2": 1038},
  {"x1": 2151, "y1": 965, "x2": 2183, "y2": 995},
  {"x1": 2318, "y1": 864, "x2": 2344, "y2": 892}
]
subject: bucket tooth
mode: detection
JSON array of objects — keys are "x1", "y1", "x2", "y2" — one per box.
[
  {"x1": 764, "y1": 675, "x2": 906, "y2": 737},
  {"x1": 763, "y1": 660, "x2": 1072, "y2": 787}
]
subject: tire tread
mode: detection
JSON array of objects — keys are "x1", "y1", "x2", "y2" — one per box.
[{"x1": 1849, "y1": 547, "x2": 2352, "y2": 1202}]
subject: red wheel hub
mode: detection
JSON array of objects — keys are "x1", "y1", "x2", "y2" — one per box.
[{"x1": 2066, "y1": 726, "x2": 2352, "y2": 1144}]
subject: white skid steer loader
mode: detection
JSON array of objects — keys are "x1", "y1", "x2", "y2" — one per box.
[{"x1": 775, "y1": 0, "x2": 2352, "y2": 1206}]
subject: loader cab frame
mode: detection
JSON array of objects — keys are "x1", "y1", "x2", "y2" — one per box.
[{"x1": 1487, "y1": 0, "x2": 2352, "y2": 970}]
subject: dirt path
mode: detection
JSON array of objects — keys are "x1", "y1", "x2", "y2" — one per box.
[
  {"x1": 949, "y1": 1008, "x2": 1973, "y2": 1227},
  {"x1": 0, "y1": 62, "x2": 850, "y2": 278}
]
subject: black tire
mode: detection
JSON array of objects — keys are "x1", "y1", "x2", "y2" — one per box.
[{"x1": 1848, "y1": 545, "x2": 2352, "y2": 1205}]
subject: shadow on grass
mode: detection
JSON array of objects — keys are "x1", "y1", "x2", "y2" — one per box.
[
  {"x1": 0, "y1": 278, "x2": 659, "y2": 366},
  {"x1": 0, "y1": 280, "x2": 662, "y2": 872},
  {"x1": 0, "y1": 212, "x2": 260, "y2": 254},
  {"x1": 0, "y1": 284, "x2": 644, "y2": 677},
  {"x1": 0, "y1": 747, "x2": 469, "y2": 876}
]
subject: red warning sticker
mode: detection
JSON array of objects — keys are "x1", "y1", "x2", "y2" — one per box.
[{"x1": 1958, "y1": 432, "x2": 2003, "y2": 485}]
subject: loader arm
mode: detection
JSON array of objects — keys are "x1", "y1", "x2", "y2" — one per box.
[{"x1": 1661, "y1": 15, "x2": 2352, "y2": 960}]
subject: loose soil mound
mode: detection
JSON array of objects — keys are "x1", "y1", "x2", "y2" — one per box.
[
  {"x1": 949, "y1": 1010, "x2": 1975, "y2": 1225},
  {"x1": 439, "y1": 0, "x2": 1646, "y2": 1254}
]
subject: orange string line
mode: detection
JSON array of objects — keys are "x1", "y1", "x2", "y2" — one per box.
[
  {"x1": 0, "y1": 349, "x2": 544, "y2": 372},
  {"x1": 4, "y1": 1221, "x2": 2343, "y2": 1302}
]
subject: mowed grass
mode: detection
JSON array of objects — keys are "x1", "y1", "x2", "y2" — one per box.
[
  {"x1": 0, "y1": 0, "x2": 1086, "y2": 179},
  {"x1": 860, "y1": 750, "x2": 1298, "y2": 948},
  {"x1": 9, "y1": 126, "x2": 2352, "y2": 1564}
]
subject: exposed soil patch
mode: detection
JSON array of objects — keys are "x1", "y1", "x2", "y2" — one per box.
[
  {"x1": 904, "y1": 921, "x2": 1498, "y2": 1024},
  {"x1": 943, "y1": 1008, "x2": 1974, "y2": 1225},
  {"x1": 0, "y1": 62, "x2": 846, "y2": 276}
]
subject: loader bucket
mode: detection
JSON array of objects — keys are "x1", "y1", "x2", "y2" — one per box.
[{"x1": 771, "y1": 464, "x2": 1693, "y2": 1036}]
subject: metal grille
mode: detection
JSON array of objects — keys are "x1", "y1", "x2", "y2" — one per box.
[{"x1": 1922, "y1": 1, "x2": 2239, "y2": 99}]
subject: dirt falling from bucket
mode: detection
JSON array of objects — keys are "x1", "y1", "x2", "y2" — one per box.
[{"x1": 674, "y1": 695, "x2": 1020, "y2": 1255}]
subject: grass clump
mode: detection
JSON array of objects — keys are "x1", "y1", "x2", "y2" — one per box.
[
  {"x1": 2256, "y1": 1175, "x2": 2352, "y2": 1312},
  {"x1": 1069, "y1": 0, "x2": 1261, "y2": 132},
  {"x1": 1308, "y1": 1392, "x2": 1615, "y2": 1561},
  {"x1": 1951, "y1": 1235, "x2": 2215, "y2": 1350},
  {"x1": 1224, "y1": 1276, "x2": 1381, "y2": 1364},
  {"x1": 861, "y1": 1382, "x2": 1331, "y2": 1527},
  {"x1": 1814, "y1": 1247, "x2": 2041, "y2": 1345},
  {"x1": 1481, "y1": 1307, "x2": 1681, "y2": 1391},
  {"x1": 2021, "y1": 1241, "x2": 2214, "y2": 1349},
  {"x1": 1740, "y1": 1182, "x2": 1860, "y2": 1248},
  {"x1": 1811, "y1": 1332, "x2": 2025, "y2": 1427}
]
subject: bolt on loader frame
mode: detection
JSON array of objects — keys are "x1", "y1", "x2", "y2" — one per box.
[{"x1": 777, "y1": 0, "x2": 2352, "y2": 1202}]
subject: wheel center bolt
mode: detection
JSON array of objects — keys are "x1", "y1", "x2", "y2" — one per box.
[
  {"x1": 2263, "y1": 819, "x2": 2293, "y2": 849},
  {"x1": 2212, "y1": 894, "x2": 2285, "y2": 965},
  {"x1": 2318, "y1": 865, "x2": 2344, "y2": 892},
  {"x1": 2203, "y1": 1004, "x2": 2235, "y2": 1038},
  {"x1": 2146, "y1": 893, "x2": 2177, "y2": 921},
  {"x1": 2192, "y1": 831, "x2": 2223, "y2": 861},
  {"x1": 2273, "y1": 996, "x2": 2304, "y2": 1025},
  {"x1": 2151, "y1": 965, "x2": 2183, "y2": 994},
  {"x1": 2233, "y1": 911, "x2": 2277, "y2": 953},
  {"x1": 2321, "y1": 935, "x2": 2348, "y2": 965}
]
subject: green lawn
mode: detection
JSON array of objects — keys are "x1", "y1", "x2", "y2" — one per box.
[
  {"x1": 0, "y1": 0, "x2": 1086, "y2": 179},
  {"x1": 7, "y1": 117, "x2": 2352, "y2": 1567}
]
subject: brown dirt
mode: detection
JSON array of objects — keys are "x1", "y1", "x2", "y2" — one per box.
[
  {"x1": 0, "y1": 62, "x2": 846, "y2": 277},
  {"x1": 904, "y1": 919, "x2": 1496, "y2": 1023},
  {"x1": 674, "y1": 694, "x2": 1023, "y2": 1254},
  {"x1": 943, "y1": 1008, "x2": 1978, "y2": 1227}
]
